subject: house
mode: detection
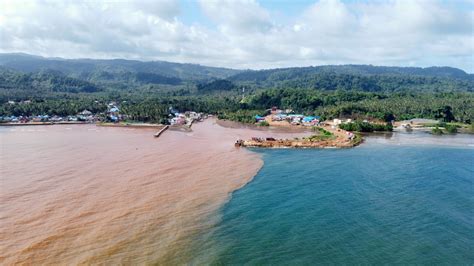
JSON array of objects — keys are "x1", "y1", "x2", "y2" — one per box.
[
  {"x1": 2, "y1": 116, "x2": 13, "y2": 122},
  {"x1": 186, "y1": 111, "x2": 201, "y2": 120},
  {"x1": 288, "y1": 114, "x2": 304, "y2": 125},
  {"x1": 108, "y1": 115, "x2": 119, "y2": 122},
  {"x1": 272, "y1": 113, "x2": 288, "y2": 121},
  {"x1": 107, "y1": 106, "x2": 121, "y2": 122},
  {"x1": 170, "y1": 117, "x2": 186, "y2": 125},
  {"x1": 333, "y1": 119, "x2": 342, "y2": 125},
  {"x1": 35, "y1": 115, "x2": 50, "y2": 122},
  {"x1": 291, "y1": 118, "x2": 301, "y2": 125},
  {"x1": 50, "y1": 116, "x2": 63, "y2": 122},
  {"x1": 269, "y1": 106, "x2": 284, "y2": 114},
  {"x1": 109, "y1": 107, "x2": 120, "y2": 113},
  {"x1": 302, "y1": 116, "x2": 320, "y2": 126}
]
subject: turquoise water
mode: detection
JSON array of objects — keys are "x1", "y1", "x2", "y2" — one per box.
[{"x1": 196, "y1": 137, "x2": 474, "y2": 264}]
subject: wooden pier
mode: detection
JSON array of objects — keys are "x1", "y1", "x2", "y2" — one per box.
[{"x1": 154, "y1": 125, "x2": 169, "y2": 138}]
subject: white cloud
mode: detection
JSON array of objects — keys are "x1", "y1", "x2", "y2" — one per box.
[
  {"x1": 198, "y1": 0, "x2": 273, "y2": 34},
  {"x1": 0, "y1": 0, "x2": 472, "y2": 72}
]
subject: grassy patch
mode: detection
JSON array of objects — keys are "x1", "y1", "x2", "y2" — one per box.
[
  {"x1": 431, "y1": 126, "x2": 443, "y2": 135},
  {"x1": 258, "y1": 120, "x2": 270, "y2": 126}
]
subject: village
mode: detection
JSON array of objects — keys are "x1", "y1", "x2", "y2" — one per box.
[
  {"x1": 1, "y1": 102, "x2": 363, "y2": 147},
  {"x1": 255, "y1": 106, "x2": 356, "y2": 128},
  {"x1": 3, "y1": 102, "x2": 447, "y2": 148},
  {"x1": 0, "y1": 101, "x2": 204, "y2": 128},
  {"x1": 235, "y1": 106, "x2": 360, "y2": 148}
]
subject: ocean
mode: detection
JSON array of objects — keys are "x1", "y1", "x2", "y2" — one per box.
[
  {"x1": 191, "y1": 135, "x2": 474, "y2": 264},
  {"x1": 1, "y1": 123, "x2": 473, "y2": 264}
]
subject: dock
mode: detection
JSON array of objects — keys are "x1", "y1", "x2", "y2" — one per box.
[{"x1": 154, "y1": 125, "x2": 169, "y2": 138}]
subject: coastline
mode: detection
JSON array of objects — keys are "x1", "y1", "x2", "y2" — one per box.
[
  {"x1": 96, "y1": 122, "x2": 165, "y2": 129},
  {"x1": 219, "y1": 119, "x2": 362, "y2": 149},
  {"x1": 1, "y1": 119, "x2": 472, "y2": 264},
  {"x1": 0, "y1": 121, "x2": 89, "y2": 126}
]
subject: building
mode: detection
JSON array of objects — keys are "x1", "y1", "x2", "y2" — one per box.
[
  {"x1": 50, "y1": 116, "x2": 63, "y2": 122},
  {"x1": 186, "y1": 111, "x2": 201, "y2": 120},
  {"x1": 302, "y1": 116, "x2": 320, "y2": 126},
  {"x1": 272, "y1": 114, "x2": 287, "y2": 121},
  {"x1": 170, "y1": 117, "x2": 186, "y2": 125},
  {"x1": 107, "y1": 106, "x2": 121, "y2": 122},
  {"x1": 255, "y1": 115, "x2": 266, "y2": 122},
  {"x1": 109, "y1": 107, "x2": 119, "y2": 114},
  {"x1": 270, "y1": 106, "x2": 283, "y2": 114}
]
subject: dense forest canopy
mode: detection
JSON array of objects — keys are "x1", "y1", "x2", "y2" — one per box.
[
  {"x1": 0, "y1": 53, "x2": 240, "y2": 82},
  {"x1": 0, "y1": 53, "x2": 473, "y2": 124}
]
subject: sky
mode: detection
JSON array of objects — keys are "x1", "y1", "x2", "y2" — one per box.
[{"x1": 0, "y1": 0, "x2": 473, "y2": 72}]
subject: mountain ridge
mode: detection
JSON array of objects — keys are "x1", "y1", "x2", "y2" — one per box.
[{"x1": 0, "y1": 53, "x2": 472, "y2": 93}]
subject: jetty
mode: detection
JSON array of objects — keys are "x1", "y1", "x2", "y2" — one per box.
[
  {"x1": 236, "y1": 137, "x2": 361, "y2": 148},
  {"x1": 154, "y1": 125, "x2": 169, "y2": 138}
]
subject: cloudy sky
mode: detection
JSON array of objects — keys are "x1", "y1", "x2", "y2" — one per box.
[{"x1": 1, "y1": 0, "x2": 473, "y2": 71}]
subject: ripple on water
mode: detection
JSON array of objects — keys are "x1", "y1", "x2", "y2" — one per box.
[{"x1": 190, "y1": 140, "x2": 474, "y2": 264}]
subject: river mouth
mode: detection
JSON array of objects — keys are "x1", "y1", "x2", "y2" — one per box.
[
  {"x1": 0, "y1": 119, "x2": 266, "y2": 264},
  {"x1": 2, "y1": 123, "x2": 471, "y2": 264}
]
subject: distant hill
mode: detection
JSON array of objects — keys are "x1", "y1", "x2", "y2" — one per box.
[
  {"x1": 228, "y1": 65, "x2": 473, "y2": 92},
  {"x1": 0, "y1": 53, "x2": 472, "y2": 93},
  {"x1": 0, "y1": 53, "x2": 240, "y2": 85},
  {"x1": 0, "y1": 67, "x2": 100, "y2": 93}
]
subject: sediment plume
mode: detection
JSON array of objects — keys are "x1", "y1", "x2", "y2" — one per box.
[{"x1": 2, "y1": 119, "x2": 305, "y2": 264}]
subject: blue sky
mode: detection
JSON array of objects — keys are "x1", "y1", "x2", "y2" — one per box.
[{"x1": 1, "y1": 0, "x2": 473, "y2": 72}]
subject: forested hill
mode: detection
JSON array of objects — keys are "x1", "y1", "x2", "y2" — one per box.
[
  {"x1": 241, "y1": 65, "x2": 472, "y2": 79},
  {"x1": 0, "y1": 53, "x2": 240, "y2": 83},
  {"x1": 228, "y1": 65, "x2": 473, "y2": 92},
  {"x1": 1, "y1": 54, "x2": 473, "y2": 124},
  {"x1": 0, "y1": 68, "x2": 100, "y2": 93},
  {"x1": 0, "y1": 53, "x2": 473, "y2": 93}
]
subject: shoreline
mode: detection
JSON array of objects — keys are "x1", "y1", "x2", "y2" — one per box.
[
  {"x1": 96, "y1": 122, "x2": 165, "y2": 129},
  {"x1": 238, "y1": 135, "x2": 362, "y2": 148},
  {"x1": 0, "y1": 121, "x2": 90, "y2": 126}
]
